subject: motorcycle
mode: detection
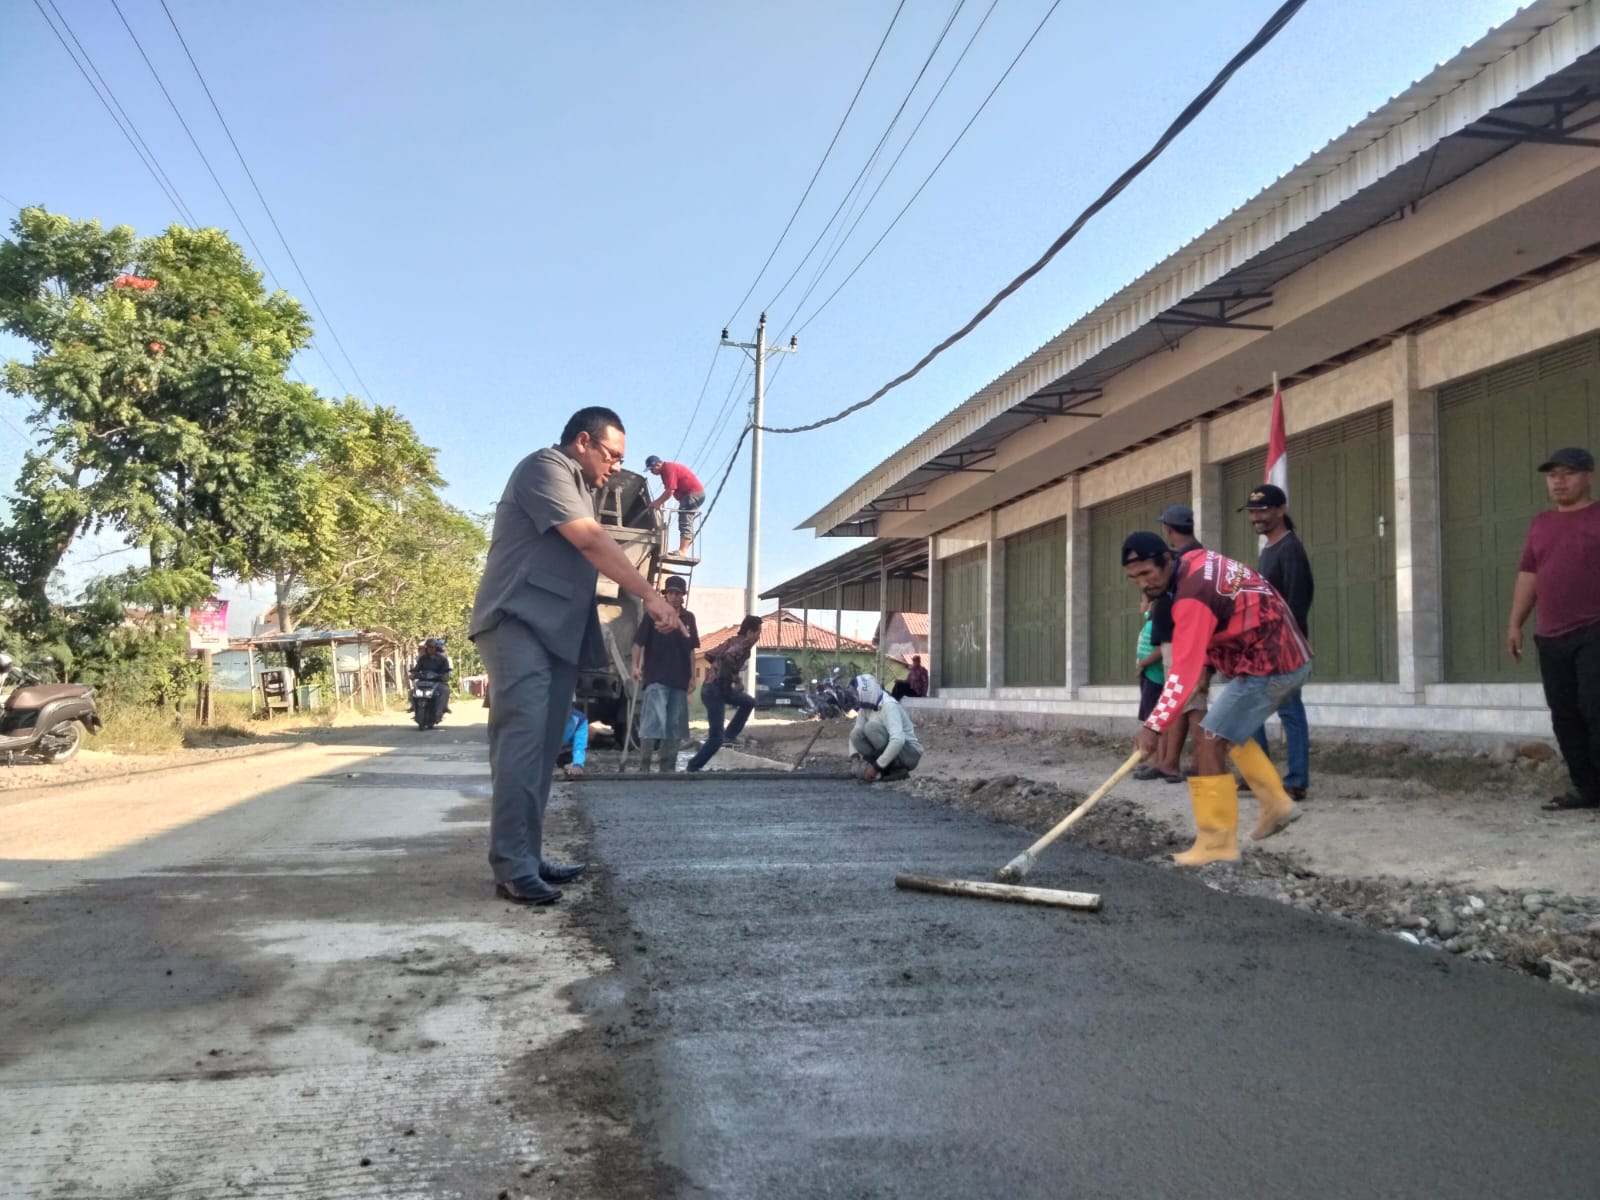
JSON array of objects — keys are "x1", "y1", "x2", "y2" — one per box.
[
  {"x1": 0, "y1": 650, "x2": 104, "y2": 765},
  {"x1": 802, "y1": 666, "x2": 855, "y2": 721},
  {"x1": 408, "y1": 670, "x2": 450, "y2": 730}
]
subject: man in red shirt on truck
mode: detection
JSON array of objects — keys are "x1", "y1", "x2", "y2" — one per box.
[
  {"x1": 1123, "y1": 532, "x2": 1312, "y2": 866},
  {"x1": 644, "y1": 456, "x2": 706, "y2": 556}
]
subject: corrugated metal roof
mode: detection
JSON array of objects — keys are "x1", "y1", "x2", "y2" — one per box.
[{"x1": 806, "y1": 0, "x2": 1599, "y2": 536}]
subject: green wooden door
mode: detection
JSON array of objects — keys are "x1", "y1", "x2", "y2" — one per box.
[
  {"x1": 940, "y1": 547, "x2": 988, "y2": 688},
  {"x1": 1220, "y1": 408, "x2": 1396, "y2": 682},
  {"x1": 1088, "y1": 476, "x2": 1191, "y2": 684},
  {"x1": 1005, "y1": 519, "x2": 1066, "y2": 685},
  {"x1": 1441, "y1": 335, "x2": 1600, "y2": 681}
]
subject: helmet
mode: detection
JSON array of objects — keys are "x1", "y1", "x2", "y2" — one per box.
[
  {"x1": 851, "y1": 673, "x2": 883, "y2": 710},
  {"x1": 645, "y1": 455, "x2": 663, "y2": 470}
]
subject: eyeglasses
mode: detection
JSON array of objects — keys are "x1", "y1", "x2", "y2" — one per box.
[{"x1": 589, "y1": 440, "x2": 623, "y2": 465}]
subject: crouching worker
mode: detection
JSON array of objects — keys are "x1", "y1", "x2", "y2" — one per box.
[
  {"x1": 848, "y1": 673, "x2": 923, "y2": 782},
  {"x1": 1122, "y1": 532, "x2": 1311, "y2": 865}
]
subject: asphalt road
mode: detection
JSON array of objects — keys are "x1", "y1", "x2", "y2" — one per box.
[
  {"x1": 6, "y1": 724, "x2": 1600, "y2": 1199},
  {"x1": 576, "y1": 775, "x2": 1600, "y2": 1199}
]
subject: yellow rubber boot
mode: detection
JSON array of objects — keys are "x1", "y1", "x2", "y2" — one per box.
[
  {"x1": 1172, "y1": 775, "x2": 1240, "y2": 867},
  {"x1": 1230, "y1": 739, "x2": 1301, "y2": 841}
]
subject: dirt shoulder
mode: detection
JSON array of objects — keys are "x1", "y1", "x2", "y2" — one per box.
[
  {"x1": 738, "y1": 713, "x2": 1600, "y2": 994},
  {"x1": 0, "y1": 708, "x2": 418, "y2": 795}
]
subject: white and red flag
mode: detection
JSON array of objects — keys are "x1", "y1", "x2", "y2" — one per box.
[{"x1": 1265, "y1": 373, "x2": 1288, "y2": 496}]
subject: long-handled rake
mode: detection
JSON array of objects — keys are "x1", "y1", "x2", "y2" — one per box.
[{"x1": 894, "y1": 749, "x2": 1144, "y2": 911}]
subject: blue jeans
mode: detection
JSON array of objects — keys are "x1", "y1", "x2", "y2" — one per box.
[
  {"x1": 687, "y1": 681, "x2": 753, "y2": 771},
  {"x1": 1253, "y1": 689, "x2": 1309, "y2": 789}
]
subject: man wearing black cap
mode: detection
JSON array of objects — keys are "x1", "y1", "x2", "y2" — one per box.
[
  {"x1": 1123, "y1": 531, "x2": 1312, "y2": 865},
  {"x1": 630, "y1": 575, "x2": 700, "y2": 771},
  {"x1": 1135, "y1": 503, "x2": 1206, "y2": 783},
  {"x1": 1507, "y1": 446, "x2": 1600, "y2": 811},
  {"x1": 1243, "y1": 483, "x2": 1314, "y2": 800},
  {"x1": 644, "y1": 456, "x2": 706, "y2": 556}
]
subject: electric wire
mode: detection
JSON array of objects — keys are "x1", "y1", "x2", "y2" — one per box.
[
  {"x1": 762, "y1": 0, "x2": 1309, "y2": 434},
  {"x1": 30, "y1": 0, "x2": 198, "y2": 225},
  {"x1": 762, "y1": 0, "x2": 967, "y2": 318},
  {"x1": 724, "y1": 0, "x2": 908, "y2": 330},
  {"x1": 694, "y1": 422, "x2": 755, "y2": 535},
  {"x1": 158, "y1": 0, "x2": 377, "y2": 402},
  {"x1": 789, "y1": 0, "x2": 1058, "y2": 339},
  {"x1": 693, "y1": 357, "x2": 754, "y2": 470},
  {"x1": 776, "y1": 0, "x2": 1002, "y2": 337},
  {"x1": 672, "y1": 345, "x2": 725, "y2": 461},
  {"x1": 108, "y1": 0, "x2": 280, "y2": 291},
  {"x1": 109, "y1": 0, "x2": 351, "y2": 394}
]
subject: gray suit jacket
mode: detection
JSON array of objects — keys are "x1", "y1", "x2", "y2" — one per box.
[{"x1": 469, "y1": 447, "x2": 608, "y2": 668}]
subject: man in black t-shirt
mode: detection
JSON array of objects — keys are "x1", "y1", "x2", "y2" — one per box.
[
  {"x1": 630, "y1": 576, "x2": 700, "y2": 771},
  {"x1": 1244, "y1": 484, "x2": 1314, "y2": 799}
]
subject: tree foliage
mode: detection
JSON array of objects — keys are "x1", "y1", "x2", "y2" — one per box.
[
  {"x1": 0, "y1": 207, "x2": 487, "y2": 701},
  {"x1": 0, "y1": 207, "x2": 319, "y2": 622}
]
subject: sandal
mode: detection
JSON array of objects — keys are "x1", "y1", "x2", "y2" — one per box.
[
  {"x1": 1132, "y1": 765, "x2": 1162, "y2": 781},
  {"x1": 1541, "y1": 791, "x2": 1600, "y2": 811}
]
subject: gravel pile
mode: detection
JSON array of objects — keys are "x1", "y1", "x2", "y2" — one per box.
[{"x1": 903, "y1": 772, "x2": 1600, "y2": 996}]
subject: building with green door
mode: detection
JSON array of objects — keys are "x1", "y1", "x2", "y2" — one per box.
[{"x1": 795, "y1": 2, "x2": 1600, "y2": 743}]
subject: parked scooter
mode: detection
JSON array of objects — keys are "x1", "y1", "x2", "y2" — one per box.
[
  {"x1": 0, "y1": 651, "x2": 103, "y2": 765},
  {"x1": 802, "y1": 666, "x2": 855, "y2": 721}
]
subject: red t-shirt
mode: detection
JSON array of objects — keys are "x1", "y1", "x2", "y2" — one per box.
[
  {"x1": 1145, "y1": 548, "x2": 1311, "y2": 733},
  {"x1": 659, "y1": 461, "x2": 704, "y2": 500},
  {"x1": 1518, "y1": 502, "x2": 1600, "y2": 637}
]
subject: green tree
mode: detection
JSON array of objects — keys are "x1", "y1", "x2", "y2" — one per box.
[{"x1": 0, "y1": 207, "x2": 320, "y2": 623}]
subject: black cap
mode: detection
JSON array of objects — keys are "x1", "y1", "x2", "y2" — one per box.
[
  {"x1": 1121, "y1": 531, "x2": 1170, "y2": 566},
  {"x1": 1538, "y1": 446, "x2": 1594, "y2": 473},
  {"x1": 1241, "y1": 484, "x2": 1288, "y2": 511},
  {"x1": 1157, "y1": 503, "x2": 1194, "y2": 529},
  {"x1": 663, "y1": 575, "x2": 688, "y2": 592}
]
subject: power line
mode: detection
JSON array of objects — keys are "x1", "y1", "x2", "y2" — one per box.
[
  {"x1": 762, "y1": 0, "x2": 1309, "y2": 434},
  {"x1": 672, "y1": 344, "x2": 726, "y2": 461},
  {"x1": 762, "y1": 0, "x2": 967, "y2": 318},
  {"x1": 695, "y1": 422, "x2": 754, "y2": 536},
  {"x1": 791, "y1": 0, "x2": 1057, "y2": 337},
  {"x1": 30, "y1": 0, "x2": 199, "y2": 225},
  {"x1": 109, "y1": 0, "x2": 352, "y2": 394},
  {"x1": 108, "y1": 1, "x2": 278, "y2": 289},
  {"x1": 724, "y1": 0, "x2": 907, "y2": 329},
  {"x1": 778, "y1": 0, "x2": 1003, "y2": 336},
  {"x1": 158, "y1": 0, "x2": 377, "y2": 402},
  {"x1": 693, "y1": 357, "x2": 754, "y2": 469}
]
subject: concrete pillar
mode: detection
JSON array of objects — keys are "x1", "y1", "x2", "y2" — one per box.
[
  {"x1": 926, "y1": 535, "x2": 943, "y2": 695},
  {"x1": 985, "y1": 511, "x2": 1004, "y2": 693},
  {"x1": 1192, "y1": 418, "x2": 1225, "y2": 548},
  {"x1": 1063, "y1": 474, "x2": 1090, "y2": 694},
  {"x1": 1392, "y1": 335, "x2": 1444, "y2": 697}
]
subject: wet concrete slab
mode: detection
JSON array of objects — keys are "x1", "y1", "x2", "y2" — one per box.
[{"x1": 578, "y1": 776, "x2": 1600, "y2": 1199}]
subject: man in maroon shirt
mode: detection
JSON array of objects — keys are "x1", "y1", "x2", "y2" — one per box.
[
  {"x1": 644, "y1": 456, "x2": 706, "y2": 556},
  {"x1": 1507, "y1": 446, "x2": 1600, "y2": 811}
]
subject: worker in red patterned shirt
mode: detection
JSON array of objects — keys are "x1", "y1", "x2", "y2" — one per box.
[
  {"x1": 644, "y1": 456, "x2": 706, "y2": 556},
  {"x1": 1122, "y1": 532, "x2": 1312, "y2": 866}
]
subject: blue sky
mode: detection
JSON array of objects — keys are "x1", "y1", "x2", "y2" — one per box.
[{"x1": 2, "y1": 0, "x2": 1527, "y2": 631}]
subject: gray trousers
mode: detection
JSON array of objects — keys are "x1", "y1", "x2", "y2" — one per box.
[{"x1": 476, "y1": 620, "x2": 580, "y2": 883}]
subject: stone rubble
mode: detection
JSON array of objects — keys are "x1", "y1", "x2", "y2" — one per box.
[{"x1": 901, "y1": 772, "x2": 1600, "y2": 996}]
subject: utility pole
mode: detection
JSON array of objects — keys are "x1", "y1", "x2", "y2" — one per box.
[{"x1": 721, "y1": 313, "x2": 797, "y2": 694}]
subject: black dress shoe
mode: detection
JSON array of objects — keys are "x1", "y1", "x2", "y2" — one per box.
[
  {"x1": 495, "y1": 875, "x2": 562, "y2": 905},
  {"x1": 539, "y1": 860, "x2": 587, "y2": 885}
]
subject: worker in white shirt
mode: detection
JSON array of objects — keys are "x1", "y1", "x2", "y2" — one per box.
[{"x1": 847, "y1": 673, "x2": 923, "y2": 782}]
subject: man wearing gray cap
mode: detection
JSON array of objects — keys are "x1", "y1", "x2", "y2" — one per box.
[{"x1": 1507, "y1": 447, "x2": 1600, "y2": 811}]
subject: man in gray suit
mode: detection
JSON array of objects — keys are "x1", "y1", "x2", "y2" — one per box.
[{"x1": 470, "y1": 406, "x2": 683, "y2": 905}]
